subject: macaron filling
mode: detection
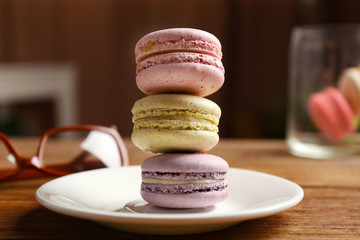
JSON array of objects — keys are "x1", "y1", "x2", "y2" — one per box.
[
  {"x1": 142, "y1": 178, "x2": 223, "y2": 184},
  {"x1": 136, "y1": 52, "x2": 224, "y2": 74},
  {"x1": 133, "y1": 109, "x2": 220, "y2": 125},
  {"x1": 136, "y1": 39, "x2": 222, "y2": 62},
  {"x1": 141, "y1": 182, "x2": 227, "y2": 194},
  {"x1": 141, "y1": 175, "x2": 227, "y2": 194},
  {"x1": 142, "y1": 171, "x2": 226, "y2": 180},
  {"x1": 132, "y1": 106, "x2": 220, "y2": 133},
  {"x1": 134, "y1": 119, "x2": 218, "y2": 132},
  {"x1": 141, "y1": 170, "x2": 227, "y2": 194}
]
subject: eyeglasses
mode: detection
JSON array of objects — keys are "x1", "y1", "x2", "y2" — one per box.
[{"x1": 0, "y1": 125, "x2": 129, "y2": 181}]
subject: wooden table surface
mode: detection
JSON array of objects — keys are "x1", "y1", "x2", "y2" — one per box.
[{"x1": 1, "y1": 138, "x2": 360, "y2": 239}]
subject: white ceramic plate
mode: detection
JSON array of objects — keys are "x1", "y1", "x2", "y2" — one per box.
[{"x1": 36, "y1": 166, "x2": 304, "y2": 235}]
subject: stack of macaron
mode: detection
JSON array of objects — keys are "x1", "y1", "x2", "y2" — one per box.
[
  {"x1": 131, "y1": 28, "x2": 229, "y2": 208},
  {"x1": 308, "y1": 67, "x2": 360, "y2": 142}
]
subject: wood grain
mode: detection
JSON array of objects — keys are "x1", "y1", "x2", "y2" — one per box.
[{"x1": 1, "y1": 138, "x2": 360, "y2": 239}]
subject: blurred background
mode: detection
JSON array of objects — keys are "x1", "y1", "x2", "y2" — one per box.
[{"x1": 0, "y1": 0, "x2": 360, "y2": 138}]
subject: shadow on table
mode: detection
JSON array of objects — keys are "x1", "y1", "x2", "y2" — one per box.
[{"x1": 15, "y1": 206, "x2": 281, "y2": 239}]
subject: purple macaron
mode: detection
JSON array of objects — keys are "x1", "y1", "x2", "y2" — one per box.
[{"x1": 140, "y1": 153, "x2": 229, "y2": 208}]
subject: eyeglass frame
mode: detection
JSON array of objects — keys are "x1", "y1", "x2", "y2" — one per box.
[{"x1": 0, "y1": 124, "x2": 129, "y2": 181}]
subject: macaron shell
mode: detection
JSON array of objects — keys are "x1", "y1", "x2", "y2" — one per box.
[
  {"x1": 136, "y1": 62, "x2": 224, "y2": 97},
  {"x1": 141, "y1": 189, "x2": 228, "y2": 208},
  {"x1": 132, "y1": 94, "x2": 221, "y2": 119},
  {"x1": 131, "y1": 129, "x2": 219, "y2": 153},
  {"x1": 135, "y1": 28, "x2": 222, "y2": 61},
  {"x1": 141, "y1": 153, "x2": 229, "y2": 172},
  {"x1": 338, "y1": 67, "x2": 360, "y2": 115}
]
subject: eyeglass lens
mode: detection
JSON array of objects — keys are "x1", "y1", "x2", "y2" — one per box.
[{"x1": 42, "y1": 130, "x2": 122, "y2": 173}]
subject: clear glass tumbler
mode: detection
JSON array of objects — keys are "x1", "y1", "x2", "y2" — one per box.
[{"x1": 287, "y1": 25, "x2": 360, "y2": 159}]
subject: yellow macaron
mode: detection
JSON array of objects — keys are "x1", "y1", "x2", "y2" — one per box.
[{"x1": 131, "y1": 94, "x2": 221, "y2": 153}]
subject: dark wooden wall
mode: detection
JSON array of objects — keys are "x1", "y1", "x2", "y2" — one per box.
[{"x1": 0, "y1": 0, "x2": 360, "y2": 138}]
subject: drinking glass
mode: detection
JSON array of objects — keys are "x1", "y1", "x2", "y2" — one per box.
[{"x1": 287, "y1": 25, "x2": 360, "y2": 159}]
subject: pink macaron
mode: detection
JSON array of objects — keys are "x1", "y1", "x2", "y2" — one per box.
[
  {"x1": 308, "y1": 87, "x2": 355, "y2": 142},
  {"x1": 135, "y1": 28, "x2": 225, "y2": 97},
  {"x1": 140, "y1": 153, "x2": 229, "y2": 208}
]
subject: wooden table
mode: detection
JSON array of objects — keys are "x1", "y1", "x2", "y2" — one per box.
[{"x1": 1, "y1": 138, "x2": 360, "y2": 239}]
